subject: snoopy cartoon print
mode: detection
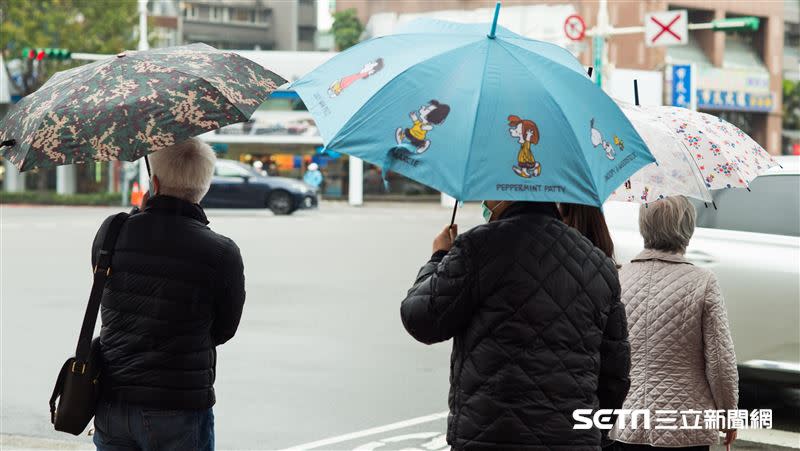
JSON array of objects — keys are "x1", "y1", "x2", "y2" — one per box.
[
  {"x1": 590, "y1": 118, "x2": 617, "y2": 160},
  {"x1": 508, "y1": 115, "x2": 541, "y2": 178},
  {"x1": 328, "y1": 58, "x2": 384, "y2": 97},
  {"x1": 395, "y1": 100, "x2": 451, "y2": 154}
]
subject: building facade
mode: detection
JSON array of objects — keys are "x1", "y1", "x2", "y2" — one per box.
[
  {"x1": 337, "y1": 0, "x2": 787, "y2": 155},
  {"x1": 149, "y1": 0, "x2": 317, "y2": 51}
]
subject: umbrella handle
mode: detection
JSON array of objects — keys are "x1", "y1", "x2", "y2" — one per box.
[
  {"x1": 144, "y1": 155, "x2": 152, "y2": 177},
  {"x1": 450, "y1": 201, "x2": 458, "y2": 227}
]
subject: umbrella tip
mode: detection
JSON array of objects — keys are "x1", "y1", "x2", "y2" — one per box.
[{"x1": 488, "y1": 2, "x2": 501, "y2": 39}]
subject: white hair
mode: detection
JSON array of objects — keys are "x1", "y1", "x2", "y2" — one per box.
[
  {"x1": 149, "y1": 137, "x2": 216, "y2": 203},
  {"x1": 639, "y1": 196, "x2": 696, "y2": 253}
]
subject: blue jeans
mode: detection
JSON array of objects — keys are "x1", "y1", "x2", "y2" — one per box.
[{"x1": 93, "y1": 400, "x2": 214, "y2": 451}]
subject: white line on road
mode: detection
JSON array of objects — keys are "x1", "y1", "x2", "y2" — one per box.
[{"x1": 281, "y1": 411, "x2": 448, "y2": 451}]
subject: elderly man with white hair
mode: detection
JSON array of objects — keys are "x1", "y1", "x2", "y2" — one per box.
[
  {"x1": 610, "y1": 196, "x2": 738, "y2": 451},
  {"x1": 91, "y1": 138, "x2": 245, "y2": 451}
]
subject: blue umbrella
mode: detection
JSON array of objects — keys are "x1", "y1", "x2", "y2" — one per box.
[{"x1": 292, "y1": 3, "x2": 655, "y2": 208}]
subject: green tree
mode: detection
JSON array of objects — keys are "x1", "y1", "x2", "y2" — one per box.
[
  {"x1": 783, "y1": 79, "x2": 800, "y2": 131},
  {"x1": 0, "y1": 0, "x2": 138, "y2": 190},
  {"x1": 0, "y1": 0, "x2": 138, "y2": 95},
  {"x1": 331, "y1": 8, "x2": 363, "y2": 51}
]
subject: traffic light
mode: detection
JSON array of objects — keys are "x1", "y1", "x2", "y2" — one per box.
[{"x1": 21, "y1": 47, "x2": 72, "y2": 61}]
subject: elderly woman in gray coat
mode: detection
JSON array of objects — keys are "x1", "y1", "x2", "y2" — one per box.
[{"x1": 610, "y1": 196, "x2": 738, "y2": 451}]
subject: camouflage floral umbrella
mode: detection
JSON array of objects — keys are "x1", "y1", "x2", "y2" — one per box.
[{"x1": 0, "y1": 43, "x2": 285, "y2": 171}]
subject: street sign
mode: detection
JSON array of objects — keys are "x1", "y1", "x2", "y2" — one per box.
[
  {"x1": 645, "y1": 10, "x2": 688, "y2": 47},
  {"x1": 564, "y1": 14, "x2": 586, "y2": 41},
  {"x1": 712, "y1": 16, "x2": 759, "y2": 32},
  {"x1": 671, "y1": 64, "x2": 693, "y2": 109}
]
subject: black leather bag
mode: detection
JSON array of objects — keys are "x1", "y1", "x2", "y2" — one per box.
[{"x1": 49, "y1": 212, "x2": 128, "y2": 435}]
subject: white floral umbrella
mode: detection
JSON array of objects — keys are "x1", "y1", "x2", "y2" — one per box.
[{"x1": 609, "y1": 101, "x2": 779, "y2": 204}]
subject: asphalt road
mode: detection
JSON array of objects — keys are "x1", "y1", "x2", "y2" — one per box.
[{"x1": 1, "y1": 202, "x2": 797, "y2": 450}]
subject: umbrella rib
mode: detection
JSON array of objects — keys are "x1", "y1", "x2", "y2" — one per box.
[
  {"x1": 461, "y1": 40, "x2": 492, "y2": 201},
  {"x1": 677, "y1": 135, "x2": 715, "y2": 201},
  {"x1": 495, "y1": 41, "x2": 602, "y2": 205},
  {"x1": 501, "y1": 37, "x2": 588, "y2": 75}
]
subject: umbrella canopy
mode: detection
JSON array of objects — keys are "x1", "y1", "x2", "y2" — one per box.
[
  {"x1": 292, "y1": 12, "x2": 655, "y2": 207},
  {"x1": 609, "y1": 102, "x2": 779, "y2": 204},
  {"x1": 609, "y1": 101, "x2": 712, "y2": 203},
  {"x1": 0, "y1": 43, "x2": 285, "y2": 171}
]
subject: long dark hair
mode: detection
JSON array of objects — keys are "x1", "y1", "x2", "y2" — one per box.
[{"x1": 560, "y1": 203, "x2": 615, "y2": 260}]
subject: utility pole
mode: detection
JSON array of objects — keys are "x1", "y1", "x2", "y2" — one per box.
[
  {"x1": 593, "y1": 0, "x2": 610, "y2": 88},
  {"x1": 137, "y1": 0, "x2": 150, "y2": 194},
  {"x1": 585, "y1": 10, "x2": 759, "y2": 94}
]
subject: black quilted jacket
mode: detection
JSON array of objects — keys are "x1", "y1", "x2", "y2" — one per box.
[
  {"x1": 92, "y1": 195, "x2": 245, "y2": 410},
  {"x1": 401, "y1": 202, "x2": 630, "y2": 451}
]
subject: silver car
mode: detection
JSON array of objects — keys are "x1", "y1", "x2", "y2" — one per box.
[{"x1": 605, "y1": 156, "x2": 800, "y2": 386}]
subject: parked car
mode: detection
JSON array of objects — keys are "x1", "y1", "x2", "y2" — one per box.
[
  {"x1": 201, "y1": 159, "x2": 318, "y2": 215},
  {"x1": 606, "y1": 156, "x2": 800, "y2": 386}
]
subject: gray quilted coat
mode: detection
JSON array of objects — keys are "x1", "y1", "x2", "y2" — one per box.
[
  {"x1": 609, "y1": 249, "x2": 738, "y2": 447},
  {"x1": 401, "y1": 202, "x2": 630, "y2": 450}
]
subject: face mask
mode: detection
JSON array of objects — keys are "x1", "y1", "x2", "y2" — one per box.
[
  {"x1": 481, "y1": 202, "x2": 492, "y2": 223},
  {"x1": 482, "y1": 201, "x2": 504, "y2": 223}
]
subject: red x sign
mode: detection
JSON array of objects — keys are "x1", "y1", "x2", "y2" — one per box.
[{"x1": 644, "y1": 10, "x2": 688, "y2": 47}]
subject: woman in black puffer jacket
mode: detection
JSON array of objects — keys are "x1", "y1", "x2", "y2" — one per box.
[{"x1": 401, "y1": 201, "x2": 630, "y2": 451}]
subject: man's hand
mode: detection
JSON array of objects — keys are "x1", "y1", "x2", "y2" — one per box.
[
  {"x1": 433, "y1": 224, "x2": 457, "y2": 254},
  {"x1": 723, "y1": 429, "x2": 737, "y2": 446},
  {"x1": 140, "y1": 190, "x2": 150, "y2": 209}
]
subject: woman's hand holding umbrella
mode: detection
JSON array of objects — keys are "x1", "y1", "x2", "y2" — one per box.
[{"x1": 433, "y1": 225, "x2": 458, "y2": 254}]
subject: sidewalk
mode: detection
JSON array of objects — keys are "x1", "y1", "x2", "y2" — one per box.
[
  {"x1": 0, "y1": 434, "x2": 92, "y2": 450},
  {"x1": 2, "y1": 433, "x2": 798, "y2": 451}
]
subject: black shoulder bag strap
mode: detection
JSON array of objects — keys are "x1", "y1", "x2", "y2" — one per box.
[
  {"x1": 48, "y1": 212, "x2": 129, "y2": 432},
  {"x1": 74, "y1": 212, "x2": 129, "y2": 370}
]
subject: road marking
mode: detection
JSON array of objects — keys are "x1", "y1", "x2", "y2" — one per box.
[
  {"x1": 420, "y1": 433, "x2": 448, "y2": 450},
  {"x1": 352, "y1": 432, "x2": 446, "y2": 451},
  {"x1": 281, "y1": 411, "x2": 448, "y2": 450},
  {"x1": 382, "y1": 432, "x2": 440, "y2": 443}
]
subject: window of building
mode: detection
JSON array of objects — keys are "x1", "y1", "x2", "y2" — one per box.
[
  {"x1": 149, "y1": 0, "x2": 177, "y2": 16},
  {"x1": 299, "y1": 26, "x2": 315, "y2": 42},
  {"x1": 230, "y1": 8, "x2": 257, "y2": 23},
  {"x1": 185, "y1": 4, "x2": 199, "y2": 19},
  {"x1": 209, "y1": 6, "x2": 227, "y2": 22}
]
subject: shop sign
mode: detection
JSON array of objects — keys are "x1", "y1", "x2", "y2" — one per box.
[{"x1": 695, "y1": 67, "x2": 773, "y2": 113}]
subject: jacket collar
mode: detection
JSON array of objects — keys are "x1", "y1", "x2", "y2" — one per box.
[
  {"x1": 631, "y1": 248, "x2": 692, "y2": 265},
  {"x1": 143, "y1": 195, "x2": 209, "y2": 225},
  {"x1": 497, "y1": 202, "x2": 562, "y2": 221}
]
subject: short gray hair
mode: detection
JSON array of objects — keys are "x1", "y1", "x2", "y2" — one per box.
[
  {"x1": 639, "y1": 196, "x2": 696, "y2": 253},
  {"x1": 149, "y1": 137, "x2": 216, "y2": 203}
]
